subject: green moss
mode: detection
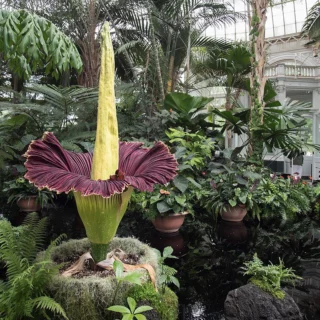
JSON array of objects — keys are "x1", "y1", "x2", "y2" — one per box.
[
  {"x1": 128, "y1": 282, "x2": 179, "y2": 320},
  {"x1": 49, "y1": 237, "x2": 160, "y2": 320},
  {"x1": 250, "y1": 279, "x2": 285, "y2": 299}
]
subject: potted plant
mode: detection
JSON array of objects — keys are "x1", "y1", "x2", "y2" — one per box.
[
  {"x1": 206, "y1": 155, "x2": 262, "y2": 222},
  {"x1": 129, "y1": 128, "x2": 215, "y2": 233},
  {"x1": 3, "y1": 177, "x2": 55, "y2": 212},
  {"x1": 131, "y1": 182, "x2": 194, "y2": 233}
]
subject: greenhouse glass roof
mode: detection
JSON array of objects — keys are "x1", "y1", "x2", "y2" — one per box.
[{"x1": 206, "y1": 0, "x2": 319, "y2": 40}]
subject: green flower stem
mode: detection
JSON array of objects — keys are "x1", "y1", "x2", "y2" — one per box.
[
  {"x1": 74, "y1": 187, "x2": 133, "y2": 263},
  {"x1": 90, "y1": 243, "x2": 109, "y2": 263}
]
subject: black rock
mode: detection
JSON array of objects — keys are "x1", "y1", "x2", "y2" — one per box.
[{"x1": 224, "y1": 283, "x2": 303, "y2": 320}]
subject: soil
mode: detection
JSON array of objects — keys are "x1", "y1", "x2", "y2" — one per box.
[{"x1": 56, "y1": 252, "x2": 140, "y2": 279}]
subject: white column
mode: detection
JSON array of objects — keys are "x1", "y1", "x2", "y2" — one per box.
[
  {"x1": 275, "y1": 81, "x2": 286, "y2": 104},
  {"x1": 312, "y1": 89, "x2": 320, "y2": 111}
]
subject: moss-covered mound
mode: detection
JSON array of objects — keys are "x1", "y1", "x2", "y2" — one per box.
[
  {"x1": 49, "y1": 237, "x2": 163, "y2": 320},
  {"x1": 129, "y1": 282, "x2": 179, "y2": 320}
]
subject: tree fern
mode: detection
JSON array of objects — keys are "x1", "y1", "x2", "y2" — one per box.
[{"x1": 0, "y1": 213, "x2": 68, "y2": 320}]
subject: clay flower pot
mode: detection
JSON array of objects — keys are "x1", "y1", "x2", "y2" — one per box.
[
  {"x1": 17, "y1": 196, "x2": 41, "y2": 212},
  {"x1": 152, "y1": 212, "x2": 188, "y2": 233},
  {"x1": 221, "y1": 204, "x2": 247, "y2": 222}
]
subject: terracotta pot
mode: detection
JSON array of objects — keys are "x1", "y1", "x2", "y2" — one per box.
[
  {"x1": 152, "y1": 212, "x2": 188, "y2": 233},
  {"x1": 149, "y1": 231, "x2": 186, "y2": 256},
  {"x1": 17, "y1": 196, "x2": 41, "y2": 212},
  {"x1": 220, "y1": 205, "x2": 247, "y2": 222},
  {"x1": 218, "y1": 220, "x2": 248, "y2": 244}
]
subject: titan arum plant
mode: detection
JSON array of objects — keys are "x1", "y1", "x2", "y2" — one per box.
[{"x1": 23, "y1": 23, "x2": 178, "y2": 263}]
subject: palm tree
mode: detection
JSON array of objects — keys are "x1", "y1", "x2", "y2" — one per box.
[
  {"x1": 302, "y1": 2, "x2": 320, "y2": 56},
  {"x1": 110, "y1": 0, "x2": 244, "y2": 104},
  {"x1": 192, "y1": 44, "x2": 251, "y2": 147}
]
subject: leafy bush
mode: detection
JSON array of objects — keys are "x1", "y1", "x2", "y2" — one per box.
[
  {"x1": 205, "y1": 154, "x2": 262, "y2": 215},
  {"x1": 129, "y1": 128, "x2": 215, "y2": 219},
  {"x1": 242, "y1": 254, "x2": 301, "y2": 299},
  {"x1": 252, "y1": 175, "x2": 315, "y2": 220},
  {"x1": 0, "y1": 213, "x2": 67, "y2": 320}
]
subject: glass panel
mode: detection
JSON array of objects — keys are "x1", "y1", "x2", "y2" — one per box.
[
  {"x1": 294, "y1": 0, "x2": 307, "y2": 25},
  {"x1": 283, "y1": 2, "x2": 296, "y2": 34}
]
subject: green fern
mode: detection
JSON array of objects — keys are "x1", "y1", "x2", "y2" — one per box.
[
  {"x1": 0, "y1": 213, "x2": 68, "y2": 320},
  {"x1": 242, "y1": 254, "x2": 301, "y2": 299}
]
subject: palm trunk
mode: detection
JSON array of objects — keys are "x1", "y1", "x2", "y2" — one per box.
[
  {"x1": 185, "y1": 15, "x2": 192, "y2": 94},
  {"x1": 148, "y1": 4, "x2": 165, "y2": 102},
  {"x1": 225, "y1": 87, "x2": 233, "y2": 148},
  {"x1": 249, "y1": 0, "x2": 268, "y2": 162},
  {"x1": 77, "y1": 0, "x2": 100, "y2": 87},
  {"x1": 167, "y1": 32, "x2": 178, "y2": 93}
]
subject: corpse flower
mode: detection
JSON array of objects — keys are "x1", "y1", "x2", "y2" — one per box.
[{"x1": 24, "y1": 23, "x2": 178, "y2": 263}]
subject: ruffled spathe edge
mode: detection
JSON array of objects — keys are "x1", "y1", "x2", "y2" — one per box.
[{"x1": 24, "y1": 132, "x2": 178, "y2": 198}]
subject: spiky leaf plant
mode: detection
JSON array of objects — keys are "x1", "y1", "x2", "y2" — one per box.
[{"x1": 0, "y1": 213, "x2": 68, "y2": 320}]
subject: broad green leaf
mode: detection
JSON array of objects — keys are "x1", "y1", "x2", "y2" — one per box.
[
  {"x1": 123, "y1": 314, "x2": 134, "y2": 320},
  {"x1": 186, "y1": 177, "x2": 201, "y2": 188},
  {"x1": 157, "y1": 201, "x2": 171, "y2": 213},
  {"x1": 173, "y1": 175, "x2": 189, "y2": 193},
  {"x1": 170, "y1": 276, "x2": 180, "y2": 288},
  {"x1": 174, "y1": 146, "x2": 186, "y2": 159},
  {"x1": 127, "y1": 297, "x2": 136, "y2": 313},
  {"x1": 122, "y1": 273, "x2": 142, "y2": 286},
  {"x1": 135, "y1": 306, "x2": 153, "y2": 314},
  {"x1": 107, "y1": 305, "x2": 130, "y2": 314},
  {"x1": 135, "y1": 314, "x2": 147, "y2": 320},
  {"x1": 114, "y1": 260, "x2": 123, "y2": 279},
  {"x1": 163, "y1": 246, "x2": 174, "y2": 258},
  {"x1": 174, "y1": 195, "x2": 186, "y2": 206},
  {"x1": 228, "y1": 199, "x2": 237, "y2": 207}
]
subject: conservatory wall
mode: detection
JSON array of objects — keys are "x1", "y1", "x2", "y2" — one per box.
[{"x1": 197, "y1": 0, "x2": 320, "y2": 179}]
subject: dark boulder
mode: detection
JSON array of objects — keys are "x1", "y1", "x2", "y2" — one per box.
[{"x1": 224, "y1": 283, "x2": 303, "y2": 320}]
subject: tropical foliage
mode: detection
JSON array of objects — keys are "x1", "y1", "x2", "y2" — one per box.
[
  {"x1": 0, "y1": 9, "x2": 82, "y2": 80},
  {"x1": 0, "y1": 213, "x2": 67, "y2": 320},
  {"x1": 242, "y1": 253, "x2": 301, "y2": 299}
]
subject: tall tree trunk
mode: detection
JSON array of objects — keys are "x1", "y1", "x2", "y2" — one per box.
[
  {"x1": 225, "y1": 87, "x2": 233, "y2": 148},
  {"x1": 148, "y1": 3, "x2": 165, "y2": 102},
  {"x1": 185, "y1": 14, "x2": 192, "y2": 94},
  {"x1": 249, "y1": 0, "x2": 268, "y2": 162},
  {"x1": 167, "y1": 32, "x2": 178, "y2": 94},
  {"x1": 77, "y1": 0, "x2": 100, "y2": 87}
]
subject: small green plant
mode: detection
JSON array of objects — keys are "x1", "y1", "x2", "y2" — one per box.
[
  {"x1": 242, "y1": 253, "x2": 302, "y2": 299},
  {"x1": 112, "y1": 260, "x2": 142, "y2": 305},
  {"x1": 154, "y1": 247, "x2": 180, "y2": 293},
  {"x1": 0, "y1": 213, "x2": 68, "y2": 319},
  {"x1": 107, "y1": 296, "x2": 153, "y2": 320}
]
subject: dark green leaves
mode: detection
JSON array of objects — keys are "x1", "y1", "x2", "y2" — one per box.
[{"x1": 0, "y1": 9, "x2": 82, "y2": 79}]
